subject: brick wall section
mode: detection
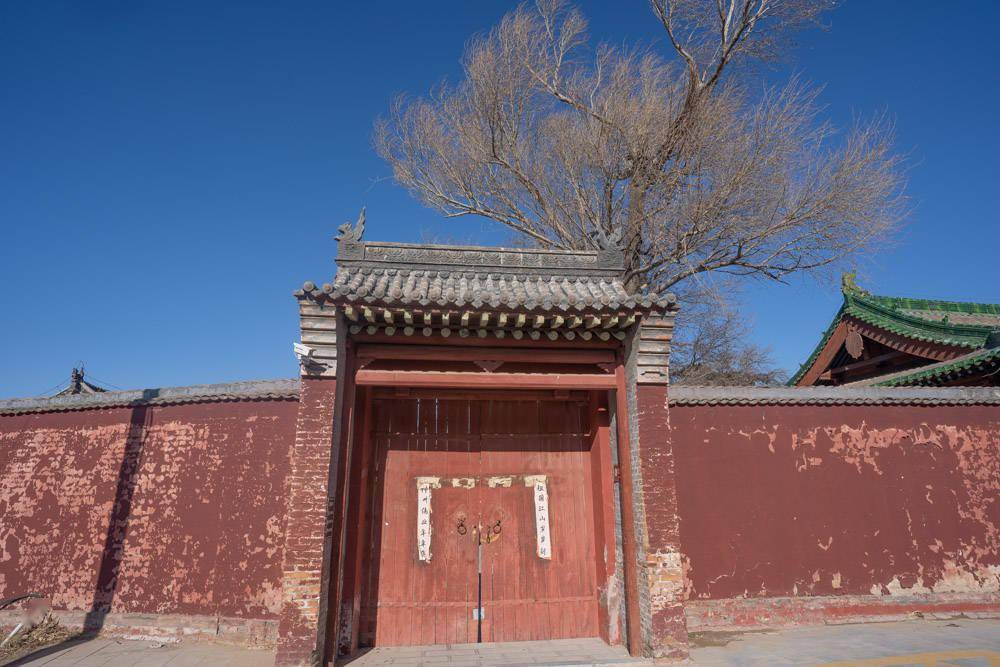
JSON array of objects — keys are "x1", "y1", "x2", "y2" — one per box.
[
  {"x1": 0, "y1": 399, "x2": 297, "y2": 642},
  {"x1": 670, "y1": 403, "x2": 1000, "y2": 630},
  {"x1": 275, "y1": 378, "x2": 338, "y2": 667},
  {"x1": 634, "y1": 384, "x2": 688, "y2": 659}
]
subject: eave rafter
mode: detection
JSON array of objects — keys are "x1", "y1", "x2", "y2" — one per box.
[{"x1": 296, "y1": 295, "x2": 659, "y2": 343}]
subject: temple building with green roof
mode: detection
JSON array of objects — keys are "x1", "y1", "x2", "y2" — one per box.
[{"x1": 790, "y1": 274, "x2": 1000, "y2": 387}]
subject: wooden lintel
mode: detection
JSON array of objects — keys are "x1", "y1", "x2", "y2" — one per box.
[
  {"x1": 371, "y1": 387, "x2": 590, "y2": 402},
  {"x1": 830, "y1": 350, "x2": 909, "y2": 375},
  {"x1": 356, "y1": 344, "x2": 615, "y2": 364},
  {"x1": 355, "y1": 369, "x2": 617, "y2": 390}
]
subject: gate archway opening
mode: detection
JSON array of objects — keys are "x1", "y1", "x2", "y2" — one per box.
[{"x1": 290, "y1": 218, "x2": 677, "y2": 664}]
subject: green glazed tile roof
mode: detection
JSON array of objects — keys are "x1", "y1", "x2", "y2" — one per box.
[
  {"x1": 873, "y1": 347, "x2": 1000, "y2": 387},
  {"x1": 789, "y1": 275, "x2": 1000, "y2": 385}
]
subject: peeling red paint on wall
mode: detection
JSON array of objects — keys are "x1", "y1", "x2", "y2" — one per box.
[
  {"x1": 670, "y1": 404, "x2": 1000, "y2": 627},
  {"x1": 275, "y1": 377, "x2": 339, "y2": 667},
  {"x1": 0, "y1": 399, "x2": 297, "y2": 625},
  {"x1": 634, "y1": 385, "x2": 689, "y2": 658}
]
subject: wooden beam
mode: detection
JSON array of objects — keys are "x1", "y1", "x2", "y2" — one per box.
[
  {"x1": 352, "y1": 328, "x2": 618, "y2": 350},
  {"x1": 355, "y1": 369, "x2": 617, "y2": 390},
  {"x1": 358, "y1": 345, "x2": 614, "y2": 365},
  {"x1": 830, "y1": 350, "x2": 910, "y2": 375},
  {"x1": 371, "y1": 387, "x2": 591, "y2": 401}
]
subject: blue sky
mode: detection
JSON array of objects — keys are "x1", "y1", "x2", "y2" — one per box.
[{"x1": 1, "y1": 1, "x2": 997, "y2": 397}]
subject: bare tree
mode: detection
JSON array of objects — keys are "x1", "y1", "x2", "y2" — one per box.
[
  {"x1": 668, "y1": 280, "x2": 786, "y2": 385},
  {"x1": 375, "y1": 0, "x2": 906, "y2": 381}
]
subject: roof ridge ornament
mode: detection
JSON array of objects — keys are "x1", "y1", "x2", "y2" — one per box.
[
  {"x1": 336, "y1": 207, "x2": 366, "y2": 244},
  {"x1": 336, "y1": 208, "x2": 366, "y2": 260},
  {"x1": 587, "y1": 225, "x2": 624, "y2": 253},
  {"x1": 841, "y1": 270, "x2": 869, "y2": 297},
  {"x1": 586, "y1": 225, "x2": 627, "y2": 277}
]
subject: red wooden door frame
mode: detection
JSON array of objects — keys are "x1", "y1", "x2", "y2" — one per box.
[{"x1": 324, "y1": 340, "x2": 644, "y2": 661}]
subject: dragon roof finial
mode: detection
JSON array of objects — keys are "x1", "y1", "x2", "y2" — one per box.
[
  {"x1": 335, "y1": 207, "x2": 366, "y2": 244},
  {"x1": 841, "y1": 270, "x2": 865, "y2": 295},
  {"x1": 587, "y1": 224, "x2": 624, "y2": 252}
]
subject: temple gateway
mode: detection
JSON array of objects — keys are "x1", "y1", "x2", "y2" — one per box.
[{"x1": 1, "y1": 220, "x2": 997, "y2": 667}]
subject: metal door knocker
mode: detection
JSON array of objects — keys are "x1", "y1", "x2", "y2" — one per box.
[
  {"x1": 482, "y1": 518, "x2": 502, "y2": 544},
  {"x1": 456, "y1": 516, "x2": 467, "y2": 535}
]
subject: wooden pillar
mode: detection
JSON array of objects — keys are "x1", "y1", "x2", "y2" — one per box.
[
  {"x1": 342, "y1": 387, "x2": 374, "y2": 655},
  {"x1": 613, "y1": 363, "x2": 644, "y2": 657},
  {"x1": 319, "y1": 336, "x2": 357, "y2": 664},
  {"x1": 588, "y1": 392, "x2": 620, "y2": 645}
]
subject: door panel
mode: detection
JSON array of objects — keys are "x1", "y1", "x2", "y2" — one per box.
[{"x1": 364, "y1": 397, "x2": 599, "y2": 646}]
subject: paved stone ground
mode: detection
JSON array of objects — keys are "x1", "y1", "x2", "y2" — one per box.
[
  {"x1": 688, "y1": 618, "x2": 999, "y2": 666},
  {"x1": 340, "y1": 638, "x2": 641, "y2": 666},
  {"x1": 5, "y1": 619, "x2": 998, "y2": 666},
  {"x1": 2, "y1": 637, "x2": 275, "y2": 667}
]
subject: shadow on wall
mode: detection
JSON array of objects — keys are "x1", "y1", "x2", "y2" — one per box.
[{"x1": 82, "y1": 390, "x2": 159, "y2": 633}]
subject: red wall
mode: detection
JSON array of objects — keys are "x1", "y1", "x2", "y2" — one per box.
[
  {"x1": 0, "y1": 399, "x2": 298, "y2": 622},
  {"x1": 670, "y1": 403, "x2": 1000, "y2": 627}
]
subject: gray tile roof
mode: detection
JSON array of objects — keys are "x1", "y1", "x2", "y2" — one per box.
[
  {"x1": 668, "y1": 385, "x2": 1000, "y2": 406},
  {"x1": 7, "y1": 379, "x2": 998, "y2": 413},
  {"x1": 325, "y1": 266, "x2": 674, "y2": 312},
  {"x1": 0, "y1": 379, "x2": 300, "y2": 416},
  {"x1": 304, "y1": 215, "x2": 677, "y2": 313}
]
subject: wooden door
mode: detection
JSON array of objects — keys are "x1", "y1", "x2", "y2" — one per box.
[{"x1": 361, "y1": 396, "x2": 600, "y2": 647}]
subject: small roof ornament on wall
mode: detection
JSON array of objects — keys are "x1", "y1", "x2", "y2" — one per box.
[
  {"x1": 335, "y1": 208, "x2": 366, "y2": 261},
  {"x1": 587, "y1": 224, "x2": 625, "y2": 253},
  {"x1": 335, "y1": 208, "x2": 366, "y2": 244}
]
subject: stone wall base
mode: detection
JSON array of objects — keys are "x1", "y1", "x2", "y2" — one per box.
[
  {"x1": 0, "y1": 610, "x2": 279, "y2": 647},
  {"x1": 685, "y1": 593, "x2": 1000, "y2": 633}
]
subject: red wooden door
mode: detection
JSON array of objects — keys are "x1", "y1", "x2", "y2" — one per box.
[{"x1": 362, "y1": 396, "x2": 600, "y2": 647}]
